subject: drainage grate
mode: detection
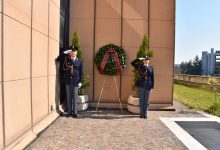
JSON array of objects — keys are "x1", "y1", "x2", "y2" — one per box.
[{"x1": 175, "y1": 121, "x2": 220, "y2": 150}]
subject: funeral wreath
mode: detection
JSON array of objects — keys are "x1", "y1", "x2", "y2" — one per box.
[{"x1": 94, "y1": 44, "x2": 126, "y2": 75}]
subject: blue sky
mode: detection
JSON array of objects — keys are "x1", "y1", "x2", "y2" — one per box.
[{"x1": 175, "y1": 0, "x2": 220, "y2": 64}]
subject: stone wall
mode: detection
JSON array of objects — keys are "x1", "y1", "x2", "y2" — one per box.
[{"x1": 174, "y1": 74, "x2": 220, "y2": 90}]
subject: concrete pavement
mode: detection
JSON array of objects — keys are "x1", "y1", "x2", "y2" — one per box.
[{"x1": 25, "y1": 101, "x2": 205, "y2": 150}]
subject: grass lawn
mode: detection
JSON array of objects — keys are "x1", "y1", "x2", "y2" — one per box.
[{"x1": 174, "y1": 83, "x2": 220, "y2": 117}]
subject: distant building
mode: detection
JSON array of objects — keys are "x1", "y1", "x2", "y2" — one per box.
[{"x1": 202, "y1": 48, "x2": 220, "y2": 76}]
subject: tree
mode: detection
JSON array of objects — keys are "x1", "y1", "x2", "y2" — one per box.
[
  {"x1": 71, "y1": 31, "x2": 82, "y2": 59},
  {"x1": 132, "y1": 34, "x2": 153, "y2": 96},
  {"x1": 71, "y1": 31, "x2": 90, "y2": 95},
  {"x1": 174, "y1": 64, "x2": 181, "y2": 74},
  {"x1": 179, "y1": 55, "x2": 201, "y2": 75},
  {"x1": 136, "y1": 34, "x2": 153, "y2": 58},
  {"x1": 191, "y1": 55, "x2": 201, "y2": 75},
  {"x1": 180, "y1": 60, "x2": 192, "y2": 74},
  {"x1": 180, "y1": 61, "x2": 188, "y2": 74},
  {"x1": 186, "y1": 60, "x2": 193, "y2": 74}
]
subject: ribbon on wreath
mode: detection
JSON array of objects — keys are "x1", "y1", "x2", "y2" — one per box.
[{"x1": 99, "y1": 47, "x2": 122, "y2": 75}]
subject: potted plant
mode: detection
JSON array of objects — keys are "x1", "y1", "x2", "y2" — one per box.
[
  {"x1": 72, "y1": 31, "x2": 90, "y2": 111},
  {"x1": 127, "y1": 34, "x2": 153, "y2": 114}
]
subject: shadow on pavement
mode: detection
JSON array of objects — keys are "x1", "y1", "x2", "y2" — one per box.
[{"x1": 60, "y1": 109, "x2": 139, "y2": 119}]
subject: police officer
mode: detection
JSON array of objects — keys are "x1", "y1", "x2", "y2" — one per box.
[
  {"x1": 131, "y1": 56, "x2": 154, "y2": 119},
  {"x1": 63, "y1": 45, "x2": 83, "y2": 118}
]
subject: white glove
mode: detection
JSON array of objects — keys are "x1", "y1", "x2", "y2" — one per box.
[
  {"x1": 78, "y1": 83, "x2": 82, "y2": 88},
  {"x1": 63, "y1": 49, "x2": 72, "y2": 54},
  {"x1": 138, "y1": 57, "x2": 145, "y2": 60}
]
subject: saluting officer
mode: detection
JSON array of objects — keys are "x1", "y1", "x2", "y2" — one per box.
[
  {"x1": 131, "y1": 56, "x2": 154, "y2": 119},
  {"x1": 63, "y1": 45, "x2": 83, "y2": 118}
]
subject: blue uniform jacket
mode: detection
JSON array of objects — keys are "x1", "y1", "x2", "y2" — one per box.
[
  {"x1": 131, "y1": 59, "x2": 154, "y2": 90},
  {"x1": 63, "y1": 56, "x2": 83, "y2": 86}
]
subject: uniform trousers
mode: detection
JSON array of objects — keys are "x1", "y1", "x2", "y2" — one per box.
[
  {"x1": 66, "y1": 84, "x2": 79, "y2": 115},
  {"x1": 139, "y1": 87, "x2": 150, "y2": 116}
]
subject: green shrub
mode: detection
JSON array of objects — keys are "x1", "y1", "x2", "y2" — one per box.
[
  {"x1": 132, "y1": 34, "x2": 153, "y2": 97},
  {"x1": 71, "y1": 31, "x2": 90, "y2": 95}
]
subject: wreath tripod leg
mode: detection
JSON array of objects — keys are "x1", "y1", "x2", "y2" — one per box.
[
  {"x1": 96, "y1": 76, "x2": 106, "y2": 111},
  {"x1": 113, "y1": 76, "x2": 123, "y2": 113},
  {"x1": 96, "y1": 76, "x2": 123, "y2": 113}
]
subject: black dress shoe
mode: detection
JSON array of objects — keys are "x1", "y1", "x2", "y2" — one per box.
[
  {"x1": 143, "y1": 115, "x2": 147, "y2": 119},
  {"x1": 72, "y1": 114, "x2": 78, "y2": 118},
  {"x1": 140, "y1": 115, "x2": 143, "y2": 118}
]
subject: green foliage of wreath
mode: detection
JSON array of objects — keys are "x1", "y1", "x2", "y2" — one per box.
[{"x1": 94, "y1": 44, "x2": 126, "y2": 75}]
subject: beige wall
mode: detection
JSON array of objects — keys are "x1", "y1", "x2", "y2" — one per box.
[
  {"x1": 94, "y1": 0, "x2": 121, "y2": 102},
  {"x1": 70, "y1": 0, "x2": 175, "y2": 105},
  {"x1": 0, "y1": 11, "x2": 3, "y2": 149},
  {"x1": 69, "y1": 0, "x2": 95, "y2": 102},
  {"x1": 149, "y1": 0, "x2": 175, "y2": 103},
  {"x1": 175, "y1": 74, "x2": 220, "y2": 84},
  {"x1": 122, "y1": 0, "x2": 149, "y2": 102},
  {"x1": 0, "y1": 0, "x2": 60, "y2": 148}
]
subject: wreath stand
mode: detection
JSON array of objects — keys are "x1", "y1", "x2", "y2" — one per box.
[{"x1": 96, "y1": 75, "x2": 123, "y2": 113}]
